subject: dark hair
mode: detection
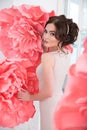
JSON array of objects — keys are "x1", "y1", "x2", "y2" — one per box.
[{"x1": 45, "y1": 15, "x2": 79, "y2": 49}]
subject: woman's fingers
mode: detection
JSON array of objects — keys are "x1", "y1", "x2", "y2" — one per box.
[{"x1": 17, "y1": 89, "x2": 30, "y2": 101}]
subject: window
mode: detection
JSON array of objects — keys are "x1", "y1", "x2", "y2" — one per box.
[{"x1": 65, "y1": 0, "x2": 87, "y2": 64}]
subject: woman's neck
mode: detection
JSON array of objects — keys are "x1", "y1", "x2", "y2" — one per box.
[{"x1": 43, "y1": 46, "x2": 58, "y2": 53}]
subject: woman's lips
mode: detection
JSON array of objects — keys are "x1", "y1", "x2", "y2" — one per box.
[{"x1": 43, "y1": 40, "x2": 49, "y2": 44}]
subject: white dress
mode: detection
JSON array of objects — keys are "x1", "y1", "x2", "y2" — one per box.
[{"x1": 36, "y1": 51, "x2": 71, "y2": 130}]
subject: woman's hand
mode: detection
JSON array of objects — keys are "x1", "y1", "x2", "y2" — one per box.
[{"x1": 18, "y1": 89, "x2": 31, "y2": 101}]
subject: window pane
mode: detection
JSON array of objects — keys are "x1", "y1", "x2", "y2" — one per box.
[
  {"x1": 80, "y1": 30, "x2": 87, "y2": 53},
  {"x1": 65, "y1": 0, "x2": 87, "y2": 64},
  {"x1": 70, "y1": 47, "x2": 77, "y2": 64},
  {"x1": 66, "y1": 0, "x2": 79, "y2": 23},
  {"x1": 81, "y1": 0, "x2": 87, "y2": 28}
]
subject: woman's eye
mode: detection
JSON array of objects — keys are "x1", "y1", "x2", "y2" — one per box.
[
  {"x1": 50, "y1": 32, "x2": 56, "y2": 37},
  {"x1": 44, "y1": 29, "x2": 47, "y2": 34}
]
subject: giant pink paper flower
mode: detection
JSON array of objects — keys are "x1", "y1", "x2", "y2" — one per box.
[
  {"x1": 0, "y1": 5, "x2": 55, "y2": 65},
  {"x1": 0, "y1": 58, "x2": 35, "y2": 128},
  {"x1": 0, "y1": 5, "x2": 55, "y2": 128},
  {"x1": 54, "y1": 37, "x2": 87, "y2": 129}
]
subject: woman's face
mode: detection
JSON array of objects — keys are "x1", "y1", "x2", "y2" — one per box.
[{"x1": 42, "y1": 23, "x2": 59, "y2": 48}]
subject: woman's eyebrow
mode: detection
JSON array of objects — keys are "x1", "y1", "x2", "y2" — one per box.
[
  {"x1": 49, "y1": 31, "x2": 56, "y2": 33},
  {"x1": 44, "y1": 28, "x2": 56, "y2": 33}
]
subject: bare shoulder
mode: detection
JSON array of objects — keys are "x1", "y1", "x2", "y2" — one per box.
[
  {"x1": 41, "y1": 53, "x2": 54, "y2": 66},
  {"x1": 41, "y1": 53, "x2": 54, "y2": 60}
]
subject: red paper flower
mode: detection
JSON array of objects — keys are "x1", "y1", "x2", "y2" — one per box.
[
  {"x1": 0, "y1": 58, "x2": 36, "y2": 128},
  {"x1": 0, "y1": 5, "x2": 55, "y2": 128},
  {"x1": 0, "y1": 5, "x2": 55, "y2": 64}
]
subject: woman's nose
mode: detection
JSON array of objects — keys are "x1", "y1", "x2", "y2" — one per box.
[{"x1": 44, "y1": 33, "x2": 49, "y2": 39}]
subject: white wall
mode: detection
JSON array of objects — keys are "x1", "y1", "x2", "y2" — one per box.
[
  {"x1": 13, "y1": 0, "x2": 58, "y2": 14},
  {"x1": 0, "y1": 0, "x2": 13, "y2": 9},
  {"x1": 57, "y1": 0, "x2": 66, "y2": 15},
  {"x1": 0, "y1": 0, "x2": 65, "y2": 15}
]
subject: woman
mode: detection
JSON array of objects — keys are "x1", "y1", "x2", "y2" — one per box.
[{"x1": 18, "y1": 15, "x2": 79, "y2": 130}]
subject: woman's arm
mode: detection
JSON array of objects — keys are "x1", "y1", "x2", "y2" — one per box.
[{"x1": 18, "y1": 53, "x2": 55, "y2": 101}]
